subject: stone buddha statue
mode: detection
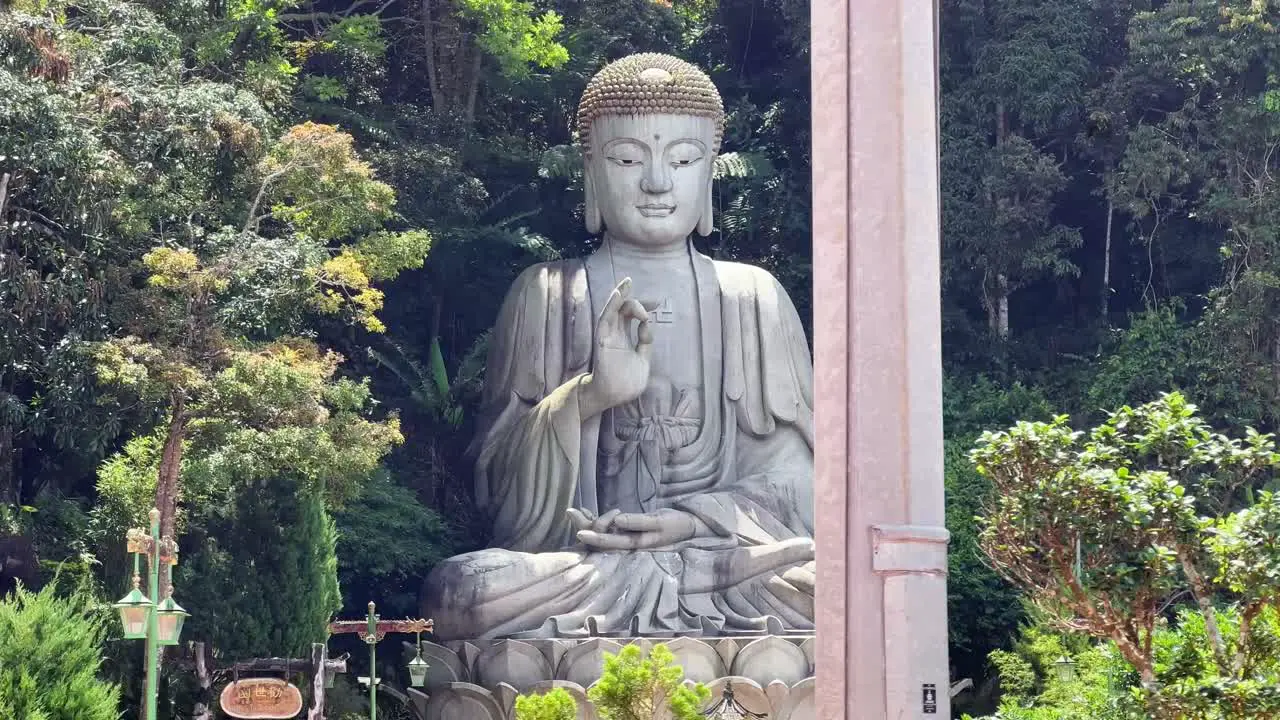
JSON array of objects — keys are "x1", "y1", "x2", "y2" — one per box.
[{"x1": 423, "y1": 53, "x2": 815, "y2": 640}]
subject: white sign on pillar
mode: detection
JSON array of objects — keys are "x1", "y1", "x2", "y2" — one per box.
[{"x1": 812, "y1": 0, "x2": 950, "y2": 717}]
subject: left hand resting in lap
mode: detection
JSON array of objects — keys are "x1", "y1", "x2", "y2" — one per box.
[{"x1": 566, "y1": 507, "x2": 702, "y2": 550}]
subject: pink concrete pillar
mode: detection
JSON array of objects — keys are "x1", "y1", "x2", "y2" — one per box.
[{"x1": 812, "y1": 0, "x2": 950, "y2": 718}]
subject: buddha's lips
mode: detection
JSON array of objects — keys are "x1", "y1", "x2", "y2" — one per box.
[{"x1": 637, "y1": 204, "x2": 675, "y2": 217}]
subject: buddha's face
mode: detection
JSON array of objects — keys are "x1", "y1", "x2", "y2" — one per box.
[{"x1": 586, "y1": 113, "x2": 716, "y2": 249}]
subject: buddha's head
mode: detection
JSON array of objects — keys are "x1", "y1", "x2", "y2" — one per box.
[{"x1": 576, "y1": 53, "x2": 725, "y2": 250}]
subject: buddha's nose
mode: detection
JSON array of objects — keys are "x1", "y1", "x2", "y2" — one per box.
[{"x1": 640, "y1": 163, "x2": 673, "y2": 194}]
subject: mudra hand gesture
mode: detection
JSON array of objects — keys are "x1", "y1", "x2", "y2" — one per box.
[
  {"x1": 566, "y1": 507, "x2": 699, "y2": 550},
  {"x1": 579, "y1": 278, "x2": 653, "y2": 418}
]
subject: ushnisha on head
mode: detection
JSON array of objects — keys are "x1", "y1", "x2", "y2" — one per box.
[{"x1": 576, "y1": 53, "x2": 727, "y2": 246}]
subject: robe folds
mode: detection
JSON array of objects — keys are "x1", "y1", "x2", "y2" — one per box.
[{"x1": 424, "y1": 245, "x2": 816, "y2": 640}]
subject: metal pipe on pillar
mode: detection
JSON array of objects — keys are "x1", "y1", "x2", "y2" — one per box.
[{"x1": 812, "y1": 0, "x2": 950, "y2": 718}]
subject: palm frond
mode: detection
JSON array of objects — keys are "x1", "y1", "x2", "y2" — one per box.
[{"x1": 714, "y1": 152, "x2": 776, "y2": 180}]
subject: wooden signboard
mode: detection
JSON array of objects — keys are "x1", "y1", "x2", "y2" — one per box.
[{"x1": 219, "y1": 678, "x2": 304, "y2": 719}]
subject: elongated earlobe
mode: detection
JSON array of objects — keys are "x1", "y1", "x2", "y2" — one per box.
[
  {"x1": 584, "y1": 168, "x2": 602, "y2": 235},
  {"x1": 696, "y1": 178, "x2": 714, "y2": 236}
]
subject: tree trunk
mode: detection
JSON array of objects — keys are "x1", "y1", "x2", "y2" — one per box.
[
  {"x1": 193, "y1": 642, "x2": 213, "y2": 720},
  {"x1": 155, "y1": 397, "x2": 188, "y2": 596},
  {"x1": 464, "y1": 48, "x2": 483, "y2": 125},
  {"x1": 987, "y1": 106, "x2": 1010, "y2": 340},
  {"x1": 0, "y1": 172, "x2": 11, "y2": 219},
  {"x1": 0, "y1": 425, "x2": 14, "y2": 506},
  {"x1": 418, "y1": 0, "x2": 482, "y2": 124},
  {"x1": 307, "y1": 643, "x2": 328, "y2": 720},
  {"x1": 995, "y1": 274, "x2": 1010, "y2": 340},
  {"x1": 1105, "y1": 629, "x2": 1160, "y2": 713},
  {"x1": 421, "y1": 0, "x2": 441, "y2": 106},
  {"x1": 1179, "y1": 551, "x2": 1230, "y2": 674},
  {"x1": 1102, "y1": 196, "x2": 1113, "y2": 320},
  {"x1": 1235, "y1": 603, "x2": 1261, "y2": 676}
]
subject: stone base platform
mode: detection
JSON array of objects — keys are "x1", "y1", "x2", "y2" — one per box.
[{"x1": 400, "y1": 636, "x2": 816, "y2": 719}]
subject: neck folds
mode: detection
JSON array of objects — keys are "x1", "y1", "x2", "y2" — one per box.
[{"x1": 602, "y1": 234, "x2": 690, "y2": 262}]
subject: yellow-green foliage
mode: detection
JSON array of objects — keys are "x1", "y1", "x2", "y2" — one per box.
[
  {"x1": 587, "y1": 644, "x2": 710, "y2": 720},
  {"x1": 262, "y1": 121, "x2": 396, "y2": 240},
  {"x1": 252, "y1": 122, "x2": 433, "y2": 332},
  {"x1": 94, "y1": 339, "x2": 404, "y2": 517},
  {"x1": 514, "y1": 687, "x2": 578, "y2": 720},
  {"x1": 454, "y1": 0, "x2": 569, "y2": 77},
  {"x1": 350, "y1": 229, "x2": 433, "y2": 282}
]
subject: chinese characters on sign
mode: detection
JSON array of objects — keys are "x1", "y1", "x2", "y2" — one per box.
[{"x1": 219, "y1": 678, "x2": 304, "y2": 719}]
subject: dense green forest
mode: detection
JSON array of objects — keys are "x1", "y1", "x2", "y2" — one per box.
[{"x1": 2, "y1": 0, "x2": 1280, "y2": 717}]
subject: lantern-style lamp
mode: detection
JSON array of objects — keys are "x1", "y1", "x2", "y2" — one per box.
[
  {"x1": 407, "y1": 653, "x2": 430, "y2": 687},
  {"x1": 113, "y1": 585, "x2": 153, "y2": 639},
  {"x1": 407, "y1": 630, "x2": 430, "y2": 688},
  {"x1": 155, "y1": 595, "x2": 189, "y2": 646},
  {"x1": 1053, "y1": 655, "x2": 1078, "y2": 684}
]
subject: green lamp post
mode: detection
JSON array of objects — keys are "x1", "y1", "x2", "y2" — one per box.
[
  {"x1": 112, "y1": 508, "x2": 188, "y2": 720},
  {"x1": 363, "y1": 602, "x2": 380, "y2": 720},
  {"x1": 328, "y1": 603, "x2": 433, "y2": 720}
]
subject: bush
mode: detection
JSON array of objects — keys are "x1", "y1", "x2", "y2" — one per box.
[
  {"x1": 588, "y1": 644, "x2": 710, "y2": 720},
  {"x1": 0, "y1": 582, "x2": 121, "y2": 720},
  {"x1": 968, "y1": 608, "x2": 1280, "y2": 720},
  {"x1": 515, "y1": 687, "x2": 578, "y2": 720}
]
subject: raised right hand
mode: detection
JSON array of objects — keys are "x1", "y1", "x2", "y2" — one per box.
[{"x1": 580, "y1": 278, "x2": 653, "y2": 418}]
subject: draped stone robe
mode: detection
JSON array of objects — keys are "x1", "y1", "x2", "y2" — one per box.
[{"x1": 424, "y1": 245, "x2": 816, "y2": 640}]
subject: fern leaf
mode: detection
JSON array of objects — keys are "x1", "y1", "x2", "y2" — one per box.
[
  {"x1": 713, "y1": 152, "x2": 775, "y2": 180},
  {"x1": 539, "y1": 144, "x2": 583, "y2": 180}
]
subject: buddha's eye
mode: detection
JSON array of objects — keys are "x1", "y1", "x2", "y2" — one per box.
[
  {"x1": 668, "y1": 143, "x2": 705, "y2": 168},
  {"x1": 604, "y1": 143, "x2": 646, "y2": 167}
]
